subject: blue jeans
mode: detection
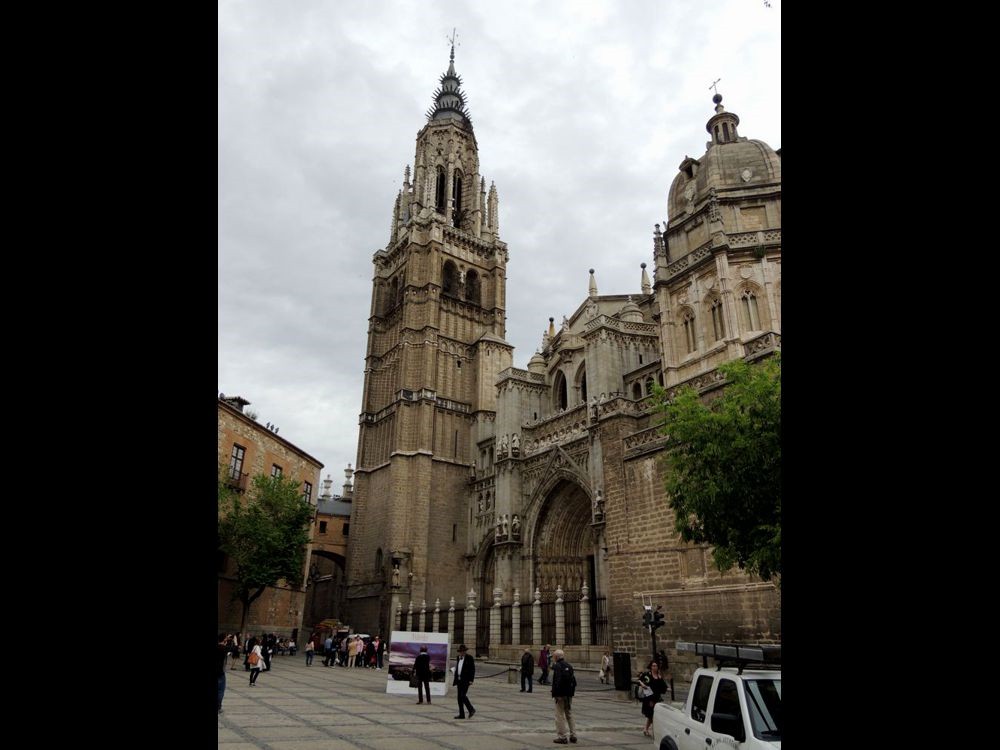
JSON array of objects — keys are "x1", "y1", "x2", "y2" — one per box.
[
  {"x1": 306, "y1": 651, "x2": 314, "y2": 665},
  {"x1": 217, "y1": 672, "x2": 225, "y2": 711}
]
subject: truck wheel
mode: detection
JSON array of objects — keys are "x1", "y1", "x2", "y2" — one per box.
[{"x1": 658, "y1": 739, "x2": 678, "y2": 750}]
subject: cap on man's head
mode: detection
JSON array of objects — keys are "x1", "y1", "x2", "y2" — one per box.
[{"x1": 458, "y1": 644, "x2": 467, "y2": 652}]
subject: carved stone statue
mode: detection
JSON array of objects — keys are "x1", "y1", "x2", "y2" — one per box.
[
  {"x1": 593, "y1": 489, "x2": 605, "y2": 522},
  {"x1": 511, "y1": 514, "x2": 521, "y2": 538},
  {"x1": 477, "y1": 494, "x2": 483, "y2": 513},
  {"x1": 498, "y1": 434, "x2": 508, "y2": 457},
  {"x1": 392, "y1": 565, "x2": 400, "y2": 588},
  {"x1": 495, "y1": 515, "x2": 503, "y2": 541},
  {"x1": 510, "y1": 432, "x2": 520, "y2": 456}
]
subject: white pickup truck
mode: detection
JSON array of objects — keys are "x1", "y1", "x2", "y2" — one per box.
[{"x1": 651, "y1": 642, "x2": 781, "y2": 750}]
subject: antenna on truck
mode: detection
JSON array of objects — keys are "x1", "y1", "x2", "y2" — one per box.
[{"x1": 676, "y1": 641, "x2": 781, "y2": 675}]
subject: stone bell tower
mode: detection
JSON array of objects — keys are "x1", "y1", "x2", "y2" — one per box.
[{"x1": 346, "y1": 43, "x2": 513, "y2": 635}]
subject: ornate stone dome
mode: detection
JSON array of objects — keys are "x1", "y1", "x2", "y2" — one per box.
[{"x1": 667, "y1": 96, "x2": 780, "y2": 223}]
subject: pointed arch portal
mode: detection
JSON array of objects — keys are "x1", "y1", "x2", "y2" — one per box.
[{"x1": 532, "y1": 479, "x2": 594, "y2": 597}]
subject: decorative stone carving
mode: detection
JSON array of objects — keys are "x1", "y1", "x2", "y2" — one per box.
[
  {"x1": 593, "y1": 489, "x2": 605, "y2": 522},
  {"x1": 392, "y1": 565, "x2": 400, "y2": 588},
  {"x1": 511, "y1": 433, "x2": 520, "y2": 456},
  {"x1": 502, "y1": 513, "x2": 510, "y2": 539},
  {"x1": 511, "y1": 513, "x2": 521, "y2": 539}
]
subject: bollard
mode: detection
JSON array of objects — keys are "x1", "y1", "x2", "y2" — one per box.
[{"x1": 508, "y1": 666, "x2": 518, "y2": 684}]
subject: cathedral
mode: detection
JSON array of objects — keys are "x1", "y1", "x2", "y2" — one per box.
[{"x1": 345, "y1": 46, "x2": 780, "y2": 671}]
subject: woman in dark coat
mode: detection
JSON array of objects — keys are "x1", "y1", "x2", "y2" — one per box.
[
  {"x1": 413, "y1": 645, "x2": 432, "y2": 704},
  {"x1": 639, "y1": 660, "x2": 668, "y2": 737}
]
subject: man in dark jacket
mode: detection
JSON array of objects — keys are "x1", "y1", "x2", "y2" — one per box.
[
  {"x1": 520, "y1": 647, "x2": 535, "y2": 693},
  {"x1": 414, "y1": 645, "x2": 432, "y2": 704},
  {"x1": 550, "y1": 649, "x2": 577, "y2": 744},
  {"x1": 452, "y1": 644, "x2": 476, "y2": 719}
]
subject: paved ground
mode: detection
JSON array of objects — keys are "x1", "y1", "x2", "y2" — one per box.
[{"x1": 219, "y1": 655, "x2": 684, "y2": 749}]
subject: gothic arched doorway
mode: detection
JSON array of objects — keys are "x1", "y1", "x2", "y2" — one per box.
[{"x1": 532, "y1": 479, "x2": 594, "y2": 597}]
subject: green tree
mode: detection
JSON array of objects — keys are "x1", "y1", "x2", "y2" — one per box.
[
  {"x1": 218, "y1": 473, "x2": 314, "y2": 633},
  {"x1": 656, "y1": 353, "x2": 780, "y2": 582}
]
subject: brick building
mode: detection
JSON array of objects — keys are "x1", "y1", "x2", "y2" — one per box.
[
  {"x1": 218, "y1": 394, "x2": 323, "y2": 640},
  {"x1": 346, "y1": 48, "x2": 780, "y2": 679}
]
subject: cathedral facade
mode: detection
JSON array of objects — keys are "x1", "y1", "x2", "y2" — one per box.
[{"x1": 346, "y1": 49, "x2": 780, "y2": 672}]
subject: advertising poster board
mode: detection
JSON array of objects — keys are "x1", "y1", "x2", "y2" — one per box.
[{"x1": 386, "y1": 630, "x2": 451, "y2": 696}]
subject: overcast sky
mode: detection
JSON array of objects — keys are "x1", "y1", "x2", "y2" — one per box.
[{"x1": 218, "y1": 0, "x2": 781, "y2": 484}]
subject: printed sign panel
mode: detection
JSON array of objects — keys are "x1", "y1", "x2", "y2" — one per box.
[{"x1": 386, "y1": 630, "x2": 451, "y2": 696}]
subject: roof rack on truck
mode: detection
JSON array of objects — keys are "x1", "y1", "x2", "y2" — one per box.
[{"x1": 676, "y1": 641, "x2": 781, "y2": 674}]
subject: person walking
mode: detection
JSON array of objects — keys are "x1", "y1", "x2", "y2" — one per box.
[
  {"x1": 305, "y1": 638, "x2": 315, "y2": 666},
  {"x1": 538, "y1": 644, "x2": 551, "y2": 685},
  {"x1": 248, "y1": 638, "x2": 263, "y2": 687},
  {"x1": 323, "y1": 634, "x2": 334, "y2": 667},
  {"x1": 520, "y1": 647, "x2": 535, "y2": 693},
  {"x1": 600, "y1": 649, "x2": 612, "y2": 684},
  {"x1": 452, "y1": 644, "x2": 476, "y2": 719},
  {"x1": 551, "y1": 649, "x2": 577, "y2": 744},
  {"x1": 638, "y1": 660, "x2": 668, "y2": 737},
  {"x1": 414, "y1": 645, "x2": 432, "y2": 704}
]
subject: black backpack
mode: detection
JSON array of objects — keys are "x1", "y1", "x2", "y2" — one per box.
[{"x1": 562, "y1": 662, "x2": 577, "y2": 696}]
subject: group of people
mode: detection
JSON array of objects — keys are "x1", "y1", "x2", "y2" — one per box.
[
  {"x1": 220, "y1": 632, "x2": 670, "y2": 741},
  {"x1": 454, "y1": 643, "x2": 578, "y2": 744},
  {"x1": 307, "y1": 633, "x2": 385, "y2": 669}
]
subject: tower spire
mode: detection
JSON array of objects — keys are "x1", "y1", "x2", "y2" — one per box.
[{"x1": 427, "y1": 30, "x2": 472, "y2": 127}]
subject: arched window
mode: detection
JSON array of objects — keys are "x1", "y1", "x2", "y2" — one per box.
[
  {"x1": 682, "y1": 309, "x2": 697, "y2": 353},
  {"x1": 452, "y1": 170, "x2": 463, "y2": 227},
  {"x1": 710, "y1": 298, "x2": 726, "y2": 341},
  {"x1": 741, "y1": 288, "x2": 760, "y2": 331},
  {"x1": 658, "y1": 372, "x2": 665, "y2": 387},
  {"x1": 580, "y1": 371, "x2": 587, "y2": 403},
  {"x1": 388, "y1": 277, "x2": 399, "y2": 311},
  {"x1": 435, "y1": 166, "x2": 446, "y2": 213},
  {"x1": 396, "y1": 272, "x2": 404, "y2": 305},
  {"x1": 722, "y1": 122, "x2": 730, "y2": 142},
  {"x1": 632, "y1": 381, "x2": 643, "y2": 399},
  {"x1": 553, "y1": 370, "x2": 568, "y2": 410},
  {"x1": 645, "y1": 377, "x2": 654, "y2": 394},
  {"x1": 465, "y1": 269, "x2": 480, "y2": 304},
  {"x1": 442, "y1": 260, "x2": 458, "y2": 297},
  {"x1": 375, "y1": 548, "x2": 383, "y2": 574}
]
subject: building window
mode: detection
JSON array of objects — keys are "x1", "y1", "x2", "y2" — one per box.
[
  {"x1": 343, "y1": 523, "x2": 350, "y2": 536},
  {"x1": 453, "y1": 524, "x2": 457, "y2": 541},
  {"x1": 452, "y1": 171, "x2": 463, "y2": 226},
  {"x1": 741, "y1": 289, "x2": 760, "y2": 331},
  {"x1": 632, "y1": 382, "x2": 643, "y2": 400},
  {"x1": 442, "y1": 260, "x2": 458, "y2": 296},
  {"x1": 710, "y1": 299, "x2": 726, "y2": 341},
  {"x1": 228, "y1": 444, "x2": 246, "y2": 480},
  {"x1": 465, "y1": 269, "x2": 480, "y2": 304},
  {"x1": 554, "y1": 371, "x2": 568, "y2": 410},
  {"x1": 319, "y1": 520, "x2": 328, "y2": 534},
  {"x1": 271, "y1": 464, "x2": 283, "y2": 478},
  {"x1": 376, "y1": 548, "x2": 383, "y2": 572},
  {"x1": 435, "y1": 166, "x2": 446, "y2": 212},
  {"x1": 303, "y1": 481, "x2": 313, "y2": 504},
  {"x1": 682, "y1": 311, "x2": 697, "y2": 353}
]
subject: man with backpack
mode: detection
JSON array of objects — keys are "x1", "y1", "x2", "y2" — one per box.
[{"x1": 550, "y1": 649, "x2": 578, "y2": 744}]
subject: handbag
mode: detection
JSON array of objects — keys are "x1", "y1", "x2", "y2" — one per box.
[
  {"x1": 249, "y1": 651, "x2": 260, "y2": 666},
  {"x1": 408, "y1": 673, "x2": 420, "y2": 688}
]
